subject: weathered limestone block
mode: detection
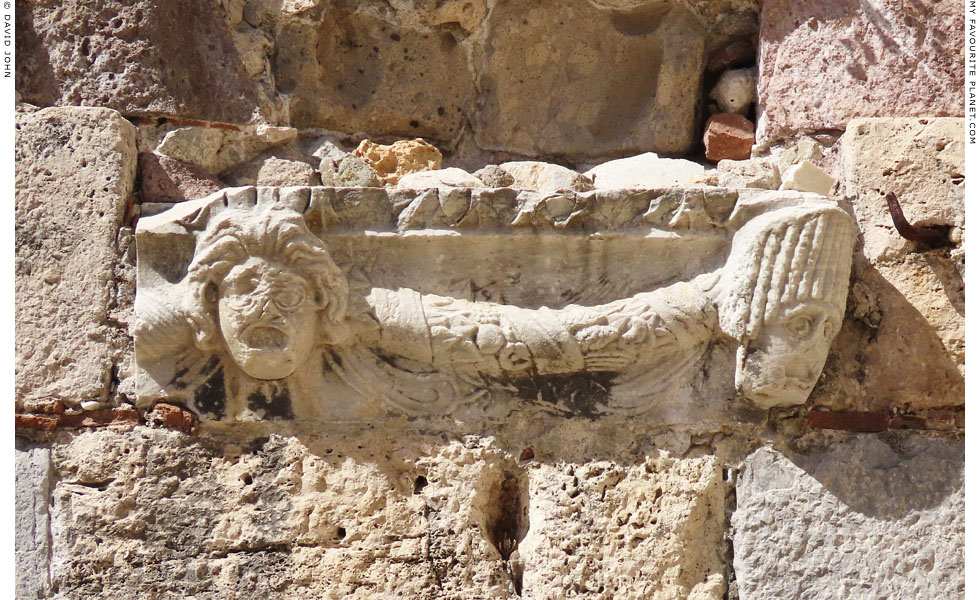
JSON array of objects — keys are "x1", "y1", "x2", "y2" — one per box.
[
  {"x1": 474, "y1": 0, "x2": 706, "y2": 159},
  {"x1": 16, "y1": 107, "x2": 137, "y2": 406},
  {"x1": 138, "y1": 152, "x2": 224, "y2": 203},
  {"x1": 135, "y1": 186, "x2": 856, "y2": 422},
  {"x1": 585, "y1": 153, "x2": 706, "y2": 189},
  {"x1": 354, "y1": 138, "x2": 443, "y2": 186},
  {"x1": 154, "y1": 125, "x2": 299, "y2": 175},
  {"x1": 808, "y1": 118, "x2": 964, "y2": 412},
  {"x1": 500, "y1": 161, "x2": 595, "y2": 193},
  {"x1": 733, "y1": 437, "x2": 964, "y2": 599},
  {"x1": 15, "y1": 0, "x2": 269, "y2": 123},
  {"x1": 44, "y1": 424, "x2": 733, "y2": 599},
  {"x1": 756, "y1": 0, "x2": 963, "y2": 144},
  {"x1": 16, "y1": 444, "x2": 53, "y2": 599},
  {"x1": 335, "y1": 156, "x2": 382, "y2": 187},
  {"x1": 519, "y1": 454, "x2": 727, "y2": 599},
  {"x1": 275, "y1": 6, "x2": 474, "y2": 141},
  {"x1": 716, "y1": 159, "x2": 781, "y2": 190},
  {"x1": 222, "y1": 151, "x2": 321, "y2": 187}
]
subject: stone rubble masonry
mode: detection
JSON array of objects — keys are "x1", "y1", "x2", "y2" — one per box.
[
  {"x1": 733, "y1": 437, "x2": 964, "y2": 600},
  {"x1": 808, "y1": 117, "x2": 964, "y2": 413},
  {"x1": 38, "y1": 425, "x2": 730, "y2": 600},
  {"x1": 16, "y1": 0, "x2": 763, "y2": 162},
  {"x1": 15, "y1": 106, "x2": 137, "y2": 408},
  {"x1": 756, "y1": 0, "x2": 963, "y2": 145}
]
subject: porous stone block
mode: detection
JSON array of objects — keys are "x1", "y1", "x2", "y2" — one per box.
[
  {"x1": 222, "y1": 152, "x2": 320, "y2": 187},
  {"x1": 473, "y1": 0, "x2": 706, "y2": 159},
  {"x1": 808, "y1": 118, "x2": 964, "y2": 412},
  {"x1": 15, "y1": 0, "x2": 266, "y2": 123},
  {"x1": 704, "y1": 113, "x2": 754, "y2": 161},
  {"x1": 275, "y1": 7, "x2": 474, "y2": 142},
  {"x1": 840, "y1": 118, "x2": 964, "y2": 262},
  {"x1": 756, "y1": 0, "x2": 963, "y2": 144},
  {"x1": 15, "y1": 106, "x2": 137, "y2": 406},
  {"x1": 45, "y1": 426, "x2": 730, "y2": 599},
  {"x1": 138, "y1": 152, "x2": 224, "y2": 203},
  {"x1": 519, "y1": 454, "x2": 728, "y2": 599},
  {"x1": 335, "y1": 155, "x2": 382, "y2": 187},
  {"x1": 16, "y1": 445, "x2": 53, "y2": 599},
  {"x1": 733, "y1": 437, "x2": 964, "y2": 600},
  {"x1": 585, "y1": 153, "x2": 706, "y2": 189},
  {"x1": 354, "y1": 138, "x2": 443, "y2": 186}
]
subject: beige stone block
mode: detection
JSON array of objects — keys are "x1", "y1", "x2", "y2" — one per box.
[
  {"x1": 275, "y1": 7, "x2": 474, "y2": 142},
  {"x1": 473, "y1": 0, "x2": 706, "y2": 159},
  {"x1": 396, "y1": 168, "x2": 485, "y2": 190},
  {"x1": 15, "y1": 106, "x2": 137, "y2": 406},
  {"x1": 806, "y1": 117, "x2": 964, "y2": 412},
  {"x1": 520, "y1": 453, "x2": 727, "y2": 599},
  {"x1": 500, "y1": 161, "x2": 594, "y2": 193}
]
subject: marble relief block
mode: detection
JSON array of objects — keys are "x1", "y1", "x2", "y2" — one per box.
[{"x1": 135, "y1": 186, "x2": 856, "y2": 424}]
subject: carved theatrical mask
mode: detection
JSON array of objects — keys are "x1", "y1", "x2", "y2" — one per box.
[
  {"x1": 715, "y1": 204, "x2": 855, "y2": 409},
  {"x1": 215, "y1": 258, "x2": 319, "y2": 380}
]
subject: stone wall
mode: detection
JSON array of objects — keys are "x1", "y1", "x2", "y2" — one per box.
[{"x1": 15, "y1": 1, "x2": 964, "y2": 598}]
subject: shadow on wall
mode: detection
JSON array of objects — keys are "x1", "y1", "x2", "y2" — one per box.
[
  {"x1": 809, "y1": 253, "x2": 964, "y2": 412},
  {"x1": 784, "y1": 433, "x2": 963, "y2": 519}
]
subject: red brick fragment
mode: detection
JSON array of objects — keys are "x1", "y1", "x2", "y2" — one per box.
[
  {"x1": 703, "y1": 113, "x2": 755, "y2": 162},
  {"x1": 519, "y1": 447, "x2": 535, "y2": 461},
  {"x1": 208, "y1": 122, "x2": 241, "y2": 131},
  {"x1": 808, "y1": 410, "x2": 889, "y2": 432},
  {"x1": 15, "y1": 414, "x2": 59, "y2": 431},
  {"x1": 61, "y1": 409, "x2": 142, "y2": 428},
  {"x1": 148, "y1": 403, "x2": 198, "y2": 433}
]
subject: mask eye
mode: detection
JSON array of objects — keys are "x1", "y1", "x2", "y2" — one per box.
[
  {"x1": 274, "y1": 286, "x2": 305, "y2": 310},
  {"x1": 785, "y1": 314, "x2": 814, "y2": 338}
]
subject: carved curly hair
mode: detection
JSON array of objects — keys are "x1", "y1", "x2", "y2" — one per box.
[{"x1": 182, "y1": 206, "x2": 350, "y2": 352}]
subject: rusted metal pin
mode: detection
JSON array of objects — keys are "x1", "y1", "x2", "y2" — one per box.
[{"x1": 884, "y1": 192, "x2": 951, "y2": 247}]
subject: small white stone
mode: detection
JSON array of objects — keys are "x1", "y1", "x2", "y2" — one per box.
[
  {"x1": 709, "y1": 68, "x2": 757, "y2": 115},
  {"x1": 778, "y1": 160, "x2": 836, "y2": 195},
  {"x1": 585, "y1": 153, "x2": 705, "y2": 189},
  {"x1": 80, "y1": 400, "x2": 102, "y2": 411}
]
